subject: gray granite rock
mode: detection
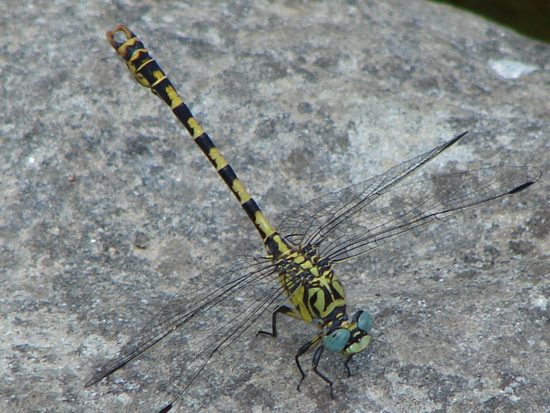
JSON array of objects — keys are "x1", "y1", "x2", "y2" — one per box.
[{"x1": 1, "y1": 0, "x2": 549, "y2": 412}]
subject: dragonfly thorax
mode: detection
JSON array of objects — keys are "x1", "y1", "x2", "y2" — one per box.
[
  {"x1": 271, "y1": 237, "x2": 349, "y2": 325},
  {"x1": 271, "y1": 235, "x2": 374, "y2": 356}
]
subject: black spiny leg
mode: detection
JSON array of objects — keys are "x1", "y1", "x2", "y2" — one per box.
[
  {"x1": 343, "y1": 354, "x2": 354, "y2": 377},
  {"x1": 257, "y1": 305, "x2": 302, "y2": 337},
  {"x1": 311, "y1": 344, "x2": 337, "y2": 399},
  {"x1": 294, "y1": 334, "x2": 323, "y2": 393}
]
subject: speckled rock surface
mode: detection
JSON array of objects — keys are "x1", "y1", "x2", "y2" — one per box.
[{"x1": 1, "y1": 1, "x2": 549, "y2": 412}]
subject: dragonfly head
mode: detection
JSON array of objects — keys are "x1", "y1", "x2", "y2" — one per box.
[{"x1": 322, "y1": 310, "x2": 373, "y2": 355}]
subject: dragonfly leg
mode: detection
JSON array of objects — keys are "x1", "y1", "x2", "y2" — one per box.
[
  {"x1": 343, "y1": 354, "x2": 354, "y2": 377},
  {"x1": 257, "y1": 305, "x2": 302, "y2": 337},
  {"x1": 311, "y1": 344, "x2": 337, "y2": 399},
  {"x1": 295, "y1": 334, "x2": 324, "y2": 393}
]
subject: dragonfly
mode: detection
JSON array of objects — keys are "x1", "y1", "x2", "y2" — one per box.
[{"x1": 85, "y1": 25, "x2": 541, "y2": 412}]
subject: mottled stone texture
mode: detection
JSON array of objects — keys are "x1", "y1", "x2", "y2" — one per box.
[{"x1": 1, "y1": 0, "x2": 549, "y2": 412}]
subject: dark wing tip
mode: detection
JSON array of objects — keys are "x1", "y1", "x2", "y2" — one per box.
[
  {"x1": 509, "y1": 167, "x2": 542, "y2": 194},
  {"x1": 158, "y1": 404, "x2": 173, "y2": 413},
  {"x1": 84, "y1": 372, "x2": 105, "y2": 388},
  {"x1": 508, "y1": 180, "x2": 537, "y2": 194},
  {"x1": 447, "y1": 131, "x2": 468, "y2": 147}
]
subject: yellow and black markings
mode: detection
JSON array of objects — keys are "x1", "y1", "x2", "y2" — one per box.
[{"x1": 87, "y1": 24, "x2": 541, "y2": 413}]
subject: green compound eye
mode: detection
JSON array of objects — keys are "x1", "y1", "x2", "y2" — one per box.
[
  {"x1": 323, "y1": 329, "x2": 351, "y2": 353},
  {"x1": 358, "y1": 311, "x2": 373, "y2": 333}
]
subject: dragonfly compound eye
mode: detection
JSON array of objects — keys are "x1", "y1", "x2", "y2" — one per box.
[
  {"x1": 357, "y1": 310, "x2": 373, "y2": 333},
  {"x1": 323, "y1": 329, "x2": 351, "y2": 353}
]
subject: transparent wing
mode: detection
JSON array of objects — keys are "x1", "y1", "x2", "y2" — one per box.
[
  {"x1": 86, "y1": 255, "x2": 284, "y2": 412},
  {"x1": 328, "y1": 166, "x2": 540, "y2": 262},
  {"x1": 278, "y1": 134, "x2": 467, "y2": 246},
  {"x1": 278, "y1": 137, "x2": 540, "y2": 263}
]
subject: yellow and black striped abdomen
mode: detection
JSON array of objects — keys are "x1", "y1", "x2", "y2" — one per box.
[{"x1": 106, "y1": 25, "x2": 277, "y2": 243}]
